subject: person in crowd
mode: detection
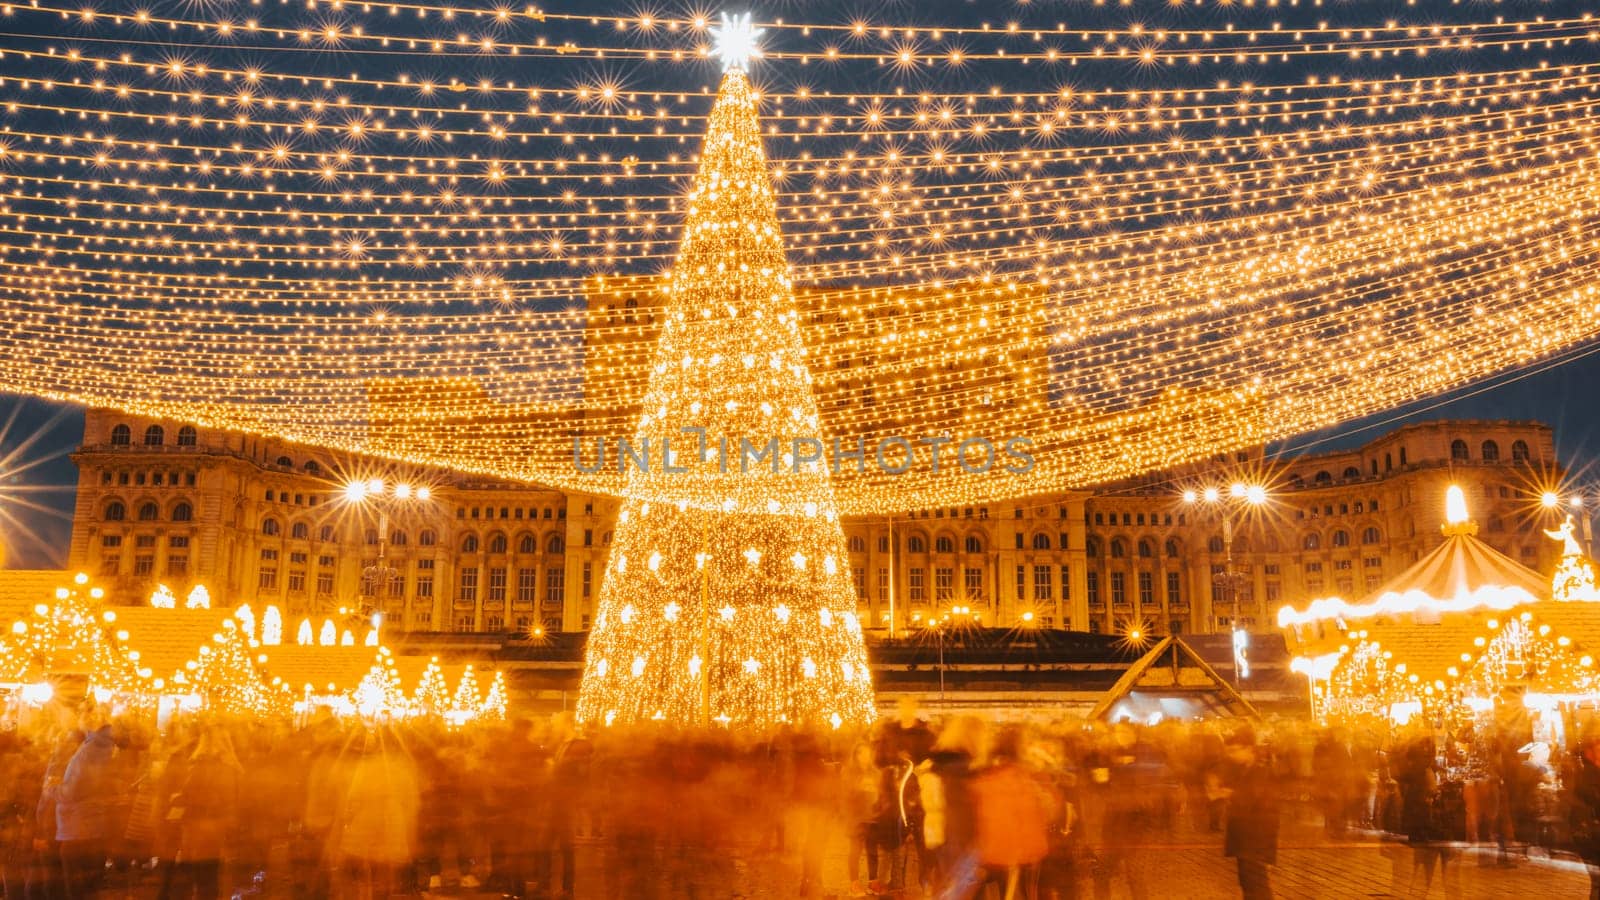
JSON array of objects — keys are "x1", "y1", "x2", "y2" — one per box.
[
  {"x1": 875, "y1": 698, "x2": 936, "y2": 894},
  {"x1": 335, "y1": 727, "x2": 419, "y2": 900},
  {"x1": 1395, "y1": 728, "x2": 1458, "y2": 899},
  {"x1": 55, "y1": 720, "x2": 121, "y2": 900},
  {"x1": 167, "y1": 727, "x2": 241, "y2": 900},
  {"x1": 971, "y1": 726, "x2": 1052, "y2": 900},
  {"x1": 917, "y1": 715, "x2": 986, "y2": 900},
  {"x1": 1568, "y1": 731, "x2": 1600, "y2": 900},
  {"x1": 841, "y1": 740, "x2": 889, "y2": 896},
  {"x1": 1220, "y1": 727, "x2": 1280, "y2": 900}
]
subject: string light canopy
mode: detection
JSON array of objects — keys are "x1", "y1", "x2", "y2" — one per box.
[{"x1": 1, "y1": 2, "x2": 1599, "y2": 511}]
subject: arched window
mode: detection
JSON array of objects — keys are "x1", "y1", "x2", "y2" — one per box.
[
  {"x1": 1331, "y1": 530, "x2": 1350, "y2": 548},
  {"x1": 1451, "y1": 439, "x2": 1470, "y2": 462},
  {"x1": 365, "y1": 529, "x2": 379, "y2": 546},
  {"x1": 1361, "y1": 526, "x2": 1381, "y2": 545},
  {"x1": 104, "y1": 500, "x2": 126, "y2": 521},
  {"x1": 1165, "y1": 538, "x2": 1180, "y2": 558},
  {"x1": 171, "y1": 501, "x2": 193, "y2": 523},
  {"x1": 391, "y1": 530, "x2": 408, "y2": 546},
  {"x1": 143, "y1": 425, "x2": 165, "y2": 446},
  {"x1": 135, "y1": 501, "x2": 157, "y2": 521},
  {"x1": 176, "y1": 426, "x2": 197, "y2": 447},
  {"x1": 1032, "y1": 533, "x2": 1051, "y2": 551},
  {"x1": 603, "y1": 530, "x2": 613, "y2": 545},
  {"x1": 291, "y1": 522, "x2": 309, "y2": 539},
  {"x1": 1511, "y1": 440, "x2": 1530, "y2": 462},
  {"x1": 275, "y1": 456, "x2": 293, "y2": 468},
  {"x1": 1086, "y1": 538, "x2": 1101, "y2": 558},
  {"x1": 261, "y1": 517, "x2": 280, "y2": 536},
  {"x1": 1354, "y1": 501, "x2": 1365, "y2": 514},
  {"x1": 623, "y1": 296, "x2": 639, "y2": 324},
  {"x1": 848, "y1": 536, "x2": 866, "y2": 553},
  {"x1": 546, "y1": 533, "x2": 565, "y2": 553},
  {"x1": 1343, "y1": 466, "x2": 1361, "y2": 480},
  {"x1": 1138, "y1": 539, "x2": 1154, "y2": 559},
  {"x1": 1289, "y1": 474, "x2": 1304, "y2": 489},
  {"x1": 935, "y1": 536, "x2": 955, "y2": 554},
  {"x1": 1207, "y1": 536, "x2": 1224, "y2": 554},
  {"x1": 965, "y1": 535, "x2": 983, "y2": 554},
  {"x1": 1481, "y1": 440, "x2": 1500, "y2": 462},
  {"x1": 488, "y1": 532, "x2": 508, "y2": 554},
  {"x1": 1110, "y1": 538, "x2": 1127, "y2": 559},
  {"x1": 419, "y1": 529, "x2": 437, "y2": 547},
  {"x1": 1314, "y1": 471, "x2": 1332, "y2": 485},
  {"x1": 304, "y1": 460, "x2": 321, "y2": 475},
  {"x1": 461, "y1": 534, "x2": 480, "y2": 553},
  {"x1": 519, "y1": 534, "x2": 537, "y2": 554},
  {"x1": 907, "y1": 535, "x2": 927, "y2": 553},
  {"x1": 319, "y1": 525, "x2": 335, "y2": 542},
  {"x1": 110, "y1": 424, "x2": 132, "y2": 446},
  {"x1": 1303, "y1": 533, "x2": 1321, "y2": 550}
]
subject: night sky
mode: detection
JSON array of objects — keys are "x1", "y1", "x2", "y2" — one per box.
[{"x1": 2, "y1": 1, "x2": 1599, "y2": 567}]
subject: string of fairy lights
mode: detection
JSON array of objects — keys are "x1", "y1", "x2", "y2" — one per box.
[{"x1": 3, "y1": 1, "x2": 1600, "y2": 513}]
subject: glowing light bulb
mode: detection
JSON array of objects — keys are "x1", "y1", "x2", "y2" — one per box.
[{"x1": 1445, "y1": 485, "x2": 1469, "y2": 525}]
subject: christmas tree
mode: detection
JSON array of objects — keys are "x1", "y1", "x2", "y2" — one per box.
[{"x1": 575, "y1": 58, "x2": 875, "y2": 730}]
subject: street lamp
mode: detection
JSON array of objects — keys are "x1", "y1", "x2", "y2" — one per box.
[
  {"x1": 342, "y1": 478, "x2": 432, "y2": 620},
  {"x1": 1182, "y1": 481, "x2": 1269, "y2": 683}
]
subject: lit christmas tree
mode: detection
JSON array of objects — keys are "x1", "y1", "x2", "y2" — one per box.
[
  {"x1": 575, "y1": 37, "x2": 875, "y2": 729},
  {"x1": 452, "y1": 663, "x2": 481, "y2": 717},
  {"x1": 481, "y1": 671, "x2": 508, "y2": 721},
  {"x1": 413, "y1": 658, "x2": 451, "y2": 715}
]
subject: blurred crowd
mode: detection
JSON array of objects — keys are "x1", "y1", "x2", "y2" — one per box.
[{"x1": 0, "y1": 697, "x2": 1598, "y2": 900}]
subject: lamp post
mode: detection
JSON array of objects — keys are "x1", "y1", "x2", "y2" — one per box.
[
  {"x1": 342, "y1": 479, "x2": 431, "y2": 622},
  {"x1": 1182, "y1": 481, "x2": 1268, "y2": 684}
]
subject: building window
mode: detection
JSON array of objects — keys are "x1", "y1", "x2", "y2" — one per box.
[
  {"x1": 1303, "y1": 533, "x2": 1321, "y2": 550},
  {"x1": 1033, "y1": 565, "x2": 1052, "y2": 601},
  {"x1": 461, "y1": 534, "x2": 479, "y2": 553},
  {"x1": 1511, "y1": 440, "x2": 1530, "y2": 462},
  {"x1": 1111, "y1": 539, "x2": 1127, "y2": 559},
  {"x1": 258, "y1": 565, "x2": 278, "y2": 590},
  {"x1": 1086, "y1": 572, "x2": 1101, "y2": 606},
  {"x1": 486, "y1": 567, "x2": 507, "y2": 605},
  {"x1": 1361, "y1": 527, "x2": 1381, "y2": 544},
  {"x1": 416, "y1": 570, "x2": 434, "y2": 599},
  {"x1": 135, "y1": 502, "x2": 157, "y2": 522},
  {"x1": 517, "y1": 568, "x2": 538, "y2": 605},
  {"x1": 1110, "y1": 572, "x2": 1126, "y2": 605},
  {"x1": 166, "y1": 556, "x2": 188, "y2": 576},
  {"x1": 143, "y1": 425, "x2": 165, "y2": 446},
  {"x1": 582, "y1": 561, "x2": 593, "y2": 599},
  {"x1": 878, "y1": 568, "x2": 889, "y2": 600},
  {"x1": 964, "y1": 567, "x2": 983, "y2": 600},
  {"x1": 456, "y1": 616, "x2": 475, "y2": 633},
  {"x1": 288, "y1": 571, "x2": 306, "y2": 593},
  {"x1": 1364, "y1": 557, "x2": 1383, "y2": 569},
  {"x1": 1331, "y1": 530, "x2": 1350, "y2": 548},
  {"x1": 908, "y1": 535, "x2": 927, "y2": 553},
  {"x1": 457, "y1": 567, "x2": 479, "y2": 602},
  {"x1": 1166, "y1": 572, "x2": 1182, "y2": 604},
  {"x1": 134, "y1": 555, "x2": 154, "y2": 576},
  {"x1": 110, "y1": 424, "x2": 131, "y2": 446},
  {"x1": 936, "y1": 536, "x2": 954, "y2": 554},
  {"x1": 100, "y1": 556, "x2": 120, "y2": 576},
  {"x1": 171, "y1": 502, "x2": 193, "y2": 522},
  {"x1": 1481, "y1": 440, "x2": 1500, "y2": 462},
  {"x1": 1451, "y1": 439, "x2": 1469, "y2": 461},
  {"x1": 1138, "y1": 572, "x2": 1154, "y2": 605},
  {"x1": 101, "y1": 534, "x2": 123, "y2": 549},
  {"x1": 935, "y1": 567, "x2": 954, "y2": 600},
  {"x1": 908, "y1": 568, "x2": 926, "y2": 602},
  {"x1": 261, "y1": 517, "x2": 280, "y2": 536},
  {"x1": 547, "y1": 534, "x2": 565, "y2": 553},
  {"x1": 419, "y1": 529, "x2": 436, "y2": 546},
  {"x1": 545, "y1": 567, "x2": 565, "y2": 605},
  {"x1": 854, "y1": 567, "x2": 867, "y2": 599},
  {"x1": 317, "y1": 571, "x2": 334, "y2": 595},
  {"x1": 489, "y1": 533, "x2": 508, "y2": 554},
  {"x1": 1015, "y1": 565, "x2": 1026, "y2": 602},
  {"x1": 1058, "y1": 566, "x2": 1070, "y2": 601}
]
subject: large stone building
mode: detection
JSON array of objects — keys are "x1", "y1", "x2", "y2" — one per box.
[{"x1": 66, "y1": 412, "x2": 1584, "y2": 638}]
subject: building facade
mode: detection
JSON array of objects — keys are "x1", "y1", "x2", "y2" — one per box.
[{"x1": 68, "y1": 413, "x2": 1583, "y2": 638}]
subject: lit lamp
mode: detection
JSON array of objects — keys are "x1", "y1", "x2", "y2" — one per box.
[{"x1": 1182, "y1": 479, "x2": 1269, "y2": 682}]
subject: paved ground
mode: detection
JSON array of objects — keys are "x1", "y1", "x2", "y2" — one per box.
[{"x1": 412, "y1": 833, "x2": 1593, "y2": 899}]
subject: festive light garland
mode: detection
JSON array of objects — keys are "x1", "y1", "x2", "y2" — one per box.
[{"x1": 2, "y1": 2, "x2": 1600, "y2": 510}]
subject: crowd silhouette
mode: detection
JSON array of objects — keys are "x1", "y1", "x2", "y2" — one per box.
[{"x1": 0, "y1": 696, "x2": 1595, "y2": 900}]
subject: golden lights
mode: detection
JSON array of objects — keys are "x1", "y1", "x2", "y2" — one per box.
[{"x1": 575, "y1": 69, "x2": 875, "y2": 730}]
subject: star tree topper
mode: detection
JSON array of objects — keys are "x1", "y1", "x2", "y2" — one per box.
[{"x1": 711, "y1": 11, "x2": 764, "y2": 72}]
